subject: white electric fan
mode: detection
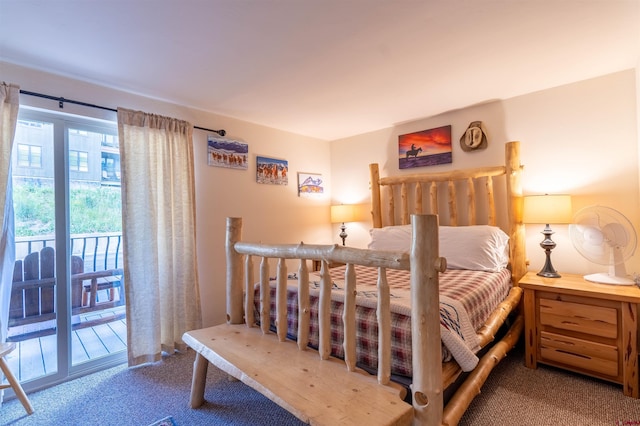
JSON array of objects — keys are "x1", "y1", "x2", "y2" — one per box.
[{"x1": 569, "y1": 205, "x2": 637, "y2": 285}]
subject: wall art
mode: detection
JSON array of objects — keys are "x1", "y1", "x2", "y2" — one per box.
[
  {"x1": 207, "y1": 136, "x2": 248, "y2": 169},
  {"x1": 297, "y1": 172, "x2": 324, "y2": 197},
  {"x1": 256, "y1": 155, "x2": 288, "y2": 185},
  {"x1": 398, "y1": 125, "x2": 452, "y2": 169}
]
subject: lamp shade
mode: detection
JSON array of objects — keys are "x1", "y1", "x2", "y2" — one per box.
[
  {"x1": 523, "y1": 194, "x2": 572, "y2": 224},
  {"x1": 331, "y1": 204, "x2": 357, "y2": 223}
]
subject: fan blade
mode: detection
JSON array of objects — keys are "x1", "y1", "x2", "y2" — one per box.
[
  {"x1": 583, "y1": 226, "x2": 604, "y2": 245},
  {"x1": 602, "y1": 222, "x2": 629, "y2": 247}
]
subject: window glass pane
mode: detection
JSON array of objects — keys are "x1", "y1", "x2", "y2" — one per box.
[
  {"x1": 10, "y1": 118, "x2": 57, "y2": 383},
  {"x1": 69, "y1": 150, "x2": 89, "y2": 172},
  {"x1": 17, "y1": 144, "x2": 29, "y2": 167},
  {"x1": 78, "y1": 152, "x2": 88, "y2": 172},
  {"x1": 67, "y1": 125, "x2": 124, "y2": 367},
  {"x1": 16, "y1": 144, "x2": 42, "y2": 168},
  {"x1": 30, "y1": 146, "x2": 42, "y2": 167},
  {"x1": 70, "y1": 150, "x2": 79, "y2": 170},
  {"x1": 15, "y1": 117, "x2": 49, "y2": 173}
]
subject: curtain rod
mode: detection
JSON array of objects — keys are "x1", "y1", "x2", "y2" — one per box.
[{"x1": 19, "y1": 89, "x2": 226, "y2": 136}]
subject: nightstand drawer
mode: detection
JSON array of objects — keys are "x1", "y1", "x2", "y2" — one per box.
[
  {"x1": 540, "y1": 331, "x2": 618, "y2": 377},
  {"x1": 539, "y1": 297, "x2": 617, "y2": 339}
]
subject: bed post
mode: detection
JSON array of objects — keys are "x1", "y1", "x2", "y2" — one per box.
[
  {"x1": 226, "y1": 217, "x2": 244, "y2": 324},
  {"x1": 369, "y1": 163, "x2": 383, "y2": 228},
  {"x1": 411, "y1": 214, "x2": 446, "y2": 426},
  {"x1": 505, "y1": 141, "x2": 526, "y2": 284}
]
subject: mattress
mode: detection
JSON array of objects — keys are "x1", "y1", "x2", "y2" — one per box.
[{"x1": 254, "y1": 265, "x2": 512, "y2": 377}]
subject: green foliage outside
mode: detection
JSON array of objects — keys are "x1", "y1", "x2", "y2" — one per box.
[{"x1": 13, "y1": 183, "x2": 122, "y2": 237}]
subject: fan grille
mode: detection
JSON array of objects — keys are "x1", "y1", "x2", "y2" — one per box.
[{"x1": 569, "y1": 206, "x2": 636, "y2": 266}]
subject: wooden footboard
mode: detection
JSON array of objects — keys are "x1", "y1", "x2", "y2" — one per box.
[{"x1": 185, "y1": 214, "x2": 447, "y2": 425}]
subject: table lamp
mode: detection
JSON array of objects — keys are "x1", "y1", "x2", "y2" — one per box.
[
  {"x1": 330, "y1": 204, "x2": 357, "y2": 246},
  {"x1": 523, "y1": 194, "x2": 572, "y2": 278}
]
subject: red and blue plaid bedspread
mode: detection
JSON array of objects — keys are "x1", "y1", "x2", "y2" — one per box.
[{"x1": 253, "y1": 265, "x2": 511, "y2": 378}]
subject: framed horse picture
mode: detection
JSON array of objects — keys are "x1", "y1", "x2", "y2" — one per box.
[
  {"x1": 256, "y1": 155, "x2": 288, "y2": 185},
  {"x1": 398, "y1": 125, "x2": 452, "y2": 169},
  {"x1": 207, "y1": 136, "x2": 249, "y2": 169}
]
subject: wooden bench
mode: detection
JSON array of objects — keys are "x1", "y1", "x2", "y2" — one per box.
[{"x1": 184, "y1": 326, "x2": 413, "y2": 425}]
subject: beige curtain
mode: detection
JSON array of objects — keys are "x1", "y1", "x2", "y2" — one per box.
[
  {"x1": 0, "y1": 83, "x2": 20, "y2": 344},
  {"x1": 117, "y1": 108, "x2": 202, "y2": 366}
]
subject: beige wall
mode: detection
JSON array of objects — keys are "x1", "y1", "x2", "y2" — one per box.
[
  {"x1": 3, "y1": 62, "x2": 639, "y2": 327},
  {"x1": 1, "y1": 61, "x2": 334, "y2": 327},
  {"x1": 331, "y1": 69, "x2": 640, "y2": 279}
]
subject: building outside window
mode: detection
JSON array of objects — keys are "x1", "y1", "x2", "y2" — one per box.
[
  {"x1": 17, "y1": 143, "x2": 42, "y2": 168},
  {"x1": 69, "y1": 150, "x2": 89, "y2": 172},
  {"x1": 101, "y1": 152, "x2": 121, "y2": 183}
]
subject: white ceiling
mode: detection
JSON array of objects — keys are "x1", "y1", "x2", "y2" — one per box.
[{"x1": 1, "y1": 1, "x2": 639, "y2": 140}]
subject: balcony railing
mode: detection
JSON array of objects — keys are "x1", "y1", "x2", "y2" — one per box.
[{"x1": 15, "y1": 232, "x2": 123, "y2": 273}]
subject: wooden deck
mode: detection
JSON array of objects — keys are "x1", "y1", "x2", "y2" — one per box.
[{"x1": 5, "y1": 306, "x2": 127, "y2": 382}]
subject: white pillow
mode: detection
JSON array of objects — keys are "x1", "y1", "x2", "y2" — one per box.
[
  {"x1": 368, "y1": 225, "x2": 509, "y2": 272},
  {"x1": 367, "y1": 225, "x2": 413, "y2": 252}
]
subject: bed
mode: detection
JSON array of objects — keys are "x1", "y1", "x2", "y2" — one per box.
[{"x1": 183, "y1": 141, "x2": 526, "y2": 425}]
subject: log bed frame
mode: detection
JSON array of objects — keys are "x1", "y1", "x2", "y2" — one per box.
[{"x1": 183, "y1": 141, "x2": 526, "y2": 425}]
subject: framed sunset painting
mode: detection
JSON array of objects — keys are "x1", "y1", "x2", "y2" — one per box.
[{"x1": 398, "y1": 125, "x2": 452, "y2": 169}]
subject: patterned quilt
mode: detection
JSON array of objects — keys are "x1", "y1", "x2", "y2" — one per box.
[{"x1": 254, "y1": 265, "x2": 511, "y2": 377}]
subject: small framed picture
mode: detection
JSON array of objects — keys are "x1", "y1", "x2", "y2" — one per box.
[
  {"x1": 256, "y1": 156, "x2": 288, "y2": 185},
  {"x1": 398, "y1": 125, "x2": 452, "y2": 169},
  {"x1": 297, "y1": 172, "x2": 324, "y2": 197},
  {"x1": 207, "y1": 136, "x2": 248, "y2": 169}
]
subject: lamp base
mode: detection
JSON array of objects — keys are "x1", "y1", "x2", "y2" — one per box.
[
  {"x1": 537, "y1": 268, "x2": 561, "y2": 279},
  {"x1": 537, "y1": 224, "x2": 560, "y2": 278},
  {"x1": 339, "y1": 223, "x2": 347, "y2": 246}
]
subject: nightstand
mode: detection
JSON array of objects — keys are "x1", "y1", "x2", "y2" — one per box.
[
  {"x1": 520, "y1": 271, "x2": 640, "y2": 398},
  {"x1": 312, "y1": 260, "x2": 345, "y2": 272}
]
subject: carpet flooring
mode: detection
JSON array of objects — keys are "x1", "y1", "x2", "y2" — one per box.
[
  {"x1": 2, "y1": 343, "x2": 639, "y2": 425},
  {"x1": 1, "y1": 351, "x2": 303, "y2": 426},
  {"x1": 459, "y1": 345, "x2": 640, "y2": 425}
]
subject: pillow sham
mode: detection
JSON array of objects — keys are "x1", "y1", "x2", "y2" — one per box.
[{"x1": 368, "y1": 224, "x2": 509, "y2": 272}]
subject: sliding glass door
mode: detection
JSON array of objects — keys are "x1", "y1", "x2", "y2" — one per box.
[{"x1": 7, "y1": 108, "x2": 126, "y2": 392}]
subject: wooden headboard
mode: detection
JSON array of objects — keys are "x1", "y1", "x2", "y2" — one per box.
[{"x1": 369, "y1": 141, "x2": 526, "y2": 284}]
